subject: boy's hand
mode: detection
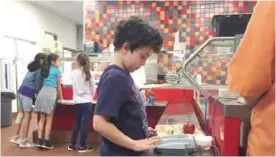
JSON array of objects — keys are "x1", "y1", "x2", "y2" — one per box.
[
  {"x1": 148, "y1": 127, "x2": 157, "y2": 137},
  {"x1": 132, "y1": 136, "x2": 161, "y2": 152}
]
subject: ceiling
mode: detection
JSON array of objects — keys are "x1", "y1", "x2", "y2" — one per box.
[{"x1": 32, "y1": 1, "x2": 84, "y2": 25}]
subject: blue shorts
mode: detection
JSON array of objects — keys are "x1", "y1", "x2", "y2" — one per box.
[{"x1": 18, "y1": 94, "x2": 34, "y2": 112}]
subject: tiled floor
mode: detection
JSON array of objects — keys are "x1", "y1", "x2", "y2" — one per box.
[{"x1": 1, "y1": 115, "x2": 100, "y2": 156}]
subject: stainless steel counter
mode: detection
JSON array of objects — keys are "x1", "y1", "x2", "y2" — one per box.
[
  {"x1": 63, "y1": 82, "x2": 227, "y2": 91},
  {"x1": 140, "y1": 83, "x2": 227, "y2": 90},
  {"x1": 212, "y1": 96, "x2": 252, "y2": 119}
]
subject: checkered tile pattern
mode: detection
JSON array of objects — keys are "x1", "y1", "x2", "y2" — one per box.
[
  {"x1": 158, "y1": 53, "x2": 182, "y2": 72},
  {"x1": 186, "y1": 56, "x2": 231, "y2": 85},
  {"x1": 85, "y1": 1, "x2": 256, "y2": 85}
]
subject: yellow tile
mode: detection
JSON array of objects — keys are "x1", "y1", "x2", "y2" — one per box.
[
  {"x1": 198, "y1": 67, "x2": 203, "y2": 71},
  {"x1": 161, "y1": 11, "x2": 165, "y2": 19},
  {"x1": 164, "y1": 57, "x2": 168, "y2": 63},
  {"x1": 221, "y1": 71, "x2": 226, "y2": 75},
  {"x1": 199, "y1": 36, "x2": 204, "y2": 41},
  {"x1": 156, "y1": 7, "x2": 160, "y2": 12},
  {"x1": 212, "y1": 66, "x2": 216, "y2": 71},
  {"x1": 168, "y1": 41, "x2": 173, "y2": 46},
  {"x1": 103, "y1": 40, "x2": 107, "y2": 47},
  {"x1": 179, "y1": 42, "x2": 185, "y2": 48}
]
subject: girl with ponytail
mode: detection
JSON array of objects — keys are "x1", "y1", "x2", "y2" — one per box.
[
  {"x1": 34, "y1": 53, "x2": 63, "y2": 150},
  {"x1": 67, "y1": 52, "x2": 95, "y2": 152}
]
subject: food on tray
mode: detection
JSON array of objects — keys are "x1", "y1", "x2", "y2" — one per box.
[
  {"x1": 156, "y1": 124, "x2": 202, "y2": 137},
  {"x1": 183, "y1": 121, "x2": 195, "y2": 134}
]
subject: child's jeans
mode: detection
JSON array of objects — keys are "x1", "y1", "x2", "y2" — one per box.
[{"x1": 70, "y1": 102, "x2": 92, "y2": 147}]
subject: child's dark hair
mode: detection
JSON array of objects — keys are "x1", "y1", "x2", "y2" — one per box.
[
  {"x1": 76, "y1": 53, "x2": 91, "y2": 81},
  {"x1": 28, "y1": 53, "x2": 47, "y2": 72},
  {"x1": 41, "y1": 53, "x2": 59, "y2": 78},
  {"x1": 113, "y1": 16, "x2": 163, "y2": 53}
]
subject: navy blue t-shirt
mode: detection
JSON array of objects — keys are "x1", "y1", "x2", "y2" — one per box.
[{"x1": 95, "y1": 65, "x2": 149, "y2": 156}]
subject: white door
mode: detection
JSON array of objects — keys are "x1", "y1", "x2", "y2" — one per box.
[
  {"x1": 1, "y1": 37, "x2": 17, "y2": 112},
  {"x1": 1, "y1": 36, "x2": 37, "y2": 112},
  {"x1": 15, "y1": 40, "x2": 37, "y2": 88}
]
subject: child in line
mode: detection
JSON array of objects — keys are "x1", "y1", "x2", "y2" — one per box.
[
  {"x1": 93, "y1": 16, "x2": 163, "y2": 156},
  {"x1": 34, "y1": 53, "x2": 63, "y2": 149},
  {"x1": 67, "y1": 53, "x2": 95, "y2": 152},
  {"x1": 10, "y1": 53, "x2": 47, "y2": 148}
]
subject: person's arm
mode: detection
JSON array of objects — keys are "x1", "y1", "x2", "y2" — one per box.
[
  {"x1": 57, "y1": 77, "x2": 63, "y2": 100},
  {"x1": 227, "y1": 1, "x2": 275, "y2": 101},
  {"x1": 93, "y1": 74, "x2": 160, "y2": 152},
  {"x1": 93, "y1": 115, "x2": 160, "y2": 151},
  {"x1": 90, "y1": 71, "x2": 95, "y2": 96},
  {"x1": 34, "y1": 70, "x2": 43, "y2": 93},
  {"x1": 56, "y1": 70, "x2": 63, "y2": 100}
]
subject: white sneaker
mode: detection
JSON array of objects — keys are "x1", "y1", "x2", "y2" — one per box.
[
  {"x1": 19, "y1": 139, "x2": 35, "y2": 148},
  {"x1": 10, "y1": 136, "x2": 21, "y2": 145}
]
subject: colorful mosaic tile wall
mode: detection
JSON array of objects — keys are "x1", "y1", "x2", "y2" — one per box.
[
  {"x1": 85, "y1": 1, "x2": 256, "y2": 85},
  {"x1": 85, "y1": 1, "x2": 256, "y2": 54},
  {"x1": 186, "y1": 56, "x2": 231, "y2": 85}
]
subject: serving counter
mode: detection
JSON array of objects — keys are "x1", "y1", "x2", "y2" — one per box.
[
  {"x1": 33, "y1": 85, "x2": 168, "y2": 145},
  {"x1": 31, "y1": 82, "x2": 249, "y2": 156}
]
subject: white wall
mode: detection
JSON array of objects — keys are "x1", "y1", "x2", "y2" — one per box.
[
  {"x1": 1, "y1": 1, "x2": 77, "y2": 51},
  {"x1": 0, "y1": 1, "x2": 78, "y2": 112}
]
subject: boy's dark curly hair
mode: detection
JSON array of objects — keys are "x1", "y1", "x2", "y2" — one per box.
[{"x1": 113, "y1": 16, "x2": 163, "y2": 53}]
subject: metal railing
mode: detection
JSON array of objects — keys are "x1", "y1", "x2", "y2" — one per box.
[{"x1": 181, "y1": 37, "x2": 235, "y2": 97}]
